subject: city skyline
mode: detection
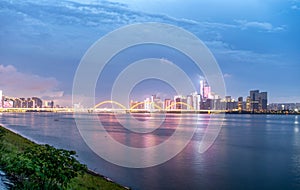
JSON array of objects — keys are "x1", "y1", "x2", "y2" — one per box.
[
  {"x1": 1, "y1": 79, "x2": 299, "y2": 111},
  {"x1": 0, "y1": 0, "x2": 299, "y2": 106},
  {"x1": 129, "y1": 80, "x2": 270, "y2": 112}
]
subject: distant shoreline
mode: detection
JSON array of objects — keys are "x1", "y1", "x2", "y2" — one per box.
[{"x1": 1, "y1": 109, "x2": 299, "y2": 115}]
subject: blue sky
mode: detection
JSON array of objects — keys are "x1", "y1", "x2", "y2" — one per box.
[{"x1": 0, "y1": 0, "x2": 299, "y2": 106}]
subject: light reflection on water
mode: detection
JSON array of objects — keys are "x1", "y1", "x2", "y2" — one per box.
[{"x1": 1, "y1": 113, "x2": 300, "y2": 190}]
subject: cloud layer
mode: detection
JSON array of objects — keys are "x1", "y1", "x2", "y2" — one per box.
[
  {"x1": 0, "y1": 0, "x2": 298, "y2": 103},
  {"x1": 0, "y1": 64, "x2": 63, "y2": 99}
]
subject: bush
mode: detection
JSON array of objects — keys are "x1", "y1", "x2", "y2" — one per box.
[
  {"x1": 5, "y1": 144, "x2": 87, "y2": 189},
  {"x1": 0, "y1": 128, "x2": 6, "y2": 151},
  {"x1": 0, "y1": 127, "x2": 5, "y2": 139}
]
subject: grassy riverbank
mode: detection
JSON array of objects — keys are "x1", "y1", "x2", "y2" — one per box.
[{"x1": 0, "y1": 125, "x2": 127, "y2": 190}]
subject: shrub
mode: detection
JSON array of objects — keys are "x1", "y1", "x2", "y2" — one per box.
[
  {"x1": 5, "y1": 144, "x2": 87, "y2": 189},
  {"x1": 0, "y1": 127, "x2": 5, "y2": 139},
  {"x1": 0, "y1": 128, "x2": 6, "y2": 152}
]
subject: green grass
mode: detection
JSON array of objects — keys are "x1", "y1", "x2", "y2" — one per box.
[
  {"x1": 0, "y1": 125, "x2": 128, "y2": 190},
  {"x1": 69, "y1": 172, "x2": 126, "y2": 190}
]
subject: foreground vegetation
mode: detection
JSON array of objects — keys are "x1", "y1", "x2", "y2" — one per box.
[{"x1": 0, "y1": 126, "x2": 127, "y2": 190}]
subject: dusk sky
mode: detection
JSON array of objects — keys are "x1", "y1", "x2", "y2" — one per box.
[{"x1": 0, "y1": 0, "x2": 299, "y2": 106}]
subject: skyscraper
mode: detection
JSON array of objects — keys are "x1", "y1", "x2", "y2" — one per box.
[
  {"x1": 246, "y1": 96, "x2": 251, "y2": 111},
  {"x1": 32, "y1": 97, "x2": 43, "y2": 108},
  {"x1": 174, "y1": 95, "x2": 186, "y2": 109},
  {"x1": 259, "y1": 92, "x2": 268, "y2": 111},
  {"x1": 238, "y1": 97, "x2": 243, "y2": 111},
  {"x1": 200, "y1": 80, "x2": 205, "y2": 99},
  {"x1": 192, "y1": 92, "x2": 201, "y2": 110},
  {"x1": 144, "y1": 98, "x2": 151, "y2": 110},
  {"x1": 249, "y1": 90, "x2": 268, "y2": 112},
  {"x1": 186, "y1": 95, "x2": 193, "y2": 110},
  {"x1": 200, "y1": 80, "x2": 211, "y2": 101},
  {"x1": 250, "y1": 90, "x2": 260, "y2": 111}
]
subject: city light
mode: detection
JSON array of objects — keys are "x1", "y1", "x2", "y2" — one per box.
[{"x1": 1, "y1": 81, "x2": 300, "y2": 113}]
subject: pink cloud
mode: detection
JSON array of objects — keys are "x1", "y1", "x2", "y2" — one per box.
[{"x1": 0, "y1": 64, "x2": 64, "y2": 99}]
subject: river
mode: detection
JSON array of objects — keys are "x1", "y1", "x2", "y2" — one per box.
[{"x1": 0, "y1": 113, "x2": 299, "y2": 190}]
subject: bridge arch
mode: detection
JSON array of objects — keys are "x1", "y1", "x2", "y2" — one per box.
[
  {"x1": 93, "y1": 100, "x2": 127, "y2": 110},
  {"x1": 130, "y1": 101, "x2": 163, "y2": 110},
  {"x1": 130, "y1": 101, "x2": 145, "y2": 110}
]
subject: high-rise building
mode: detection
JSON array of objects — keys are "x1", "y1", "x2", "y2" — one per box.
[
  {"x1": 250, "y1": 90, "x2": 260, "y2": 111},
  {"x1": 148, "y1": 95, "x2": 163, "y2": 110},
  {"x1": 27, "y1": 98, "x2": 34, "y2": 108},
  {"x1": 3, "y1": 99, "x2": 13, "y2": 108},
  {"x1": 174, "y1": 95, "x2": 186, "y2": 109},
  {"x1": 32, "y1": 97, "x2": 43, "y2": 108},
  {"x1": 225, "y1": 96, "x2": 232, "y2": 102},
  {"x1": 200, "y1": 80, "x2": 205, "y2": 99},
  {"x1": 191, "y1": 92, "x2": 201, "y2": 110},
  {"x1": 154, "y1": 97, "x2": 163, "y2": 110},
  {"x1": 211, "y1": 98, "x2": 222, "y2": 110},
  {"x1": 144, "y1": 98, "x2": 151, "y2": 110},
  {"x1": 259, "y1": 92, "x2": 268, "y2": 111},
  {"x1": 238, "y1": 97, "x2": 243, "y2": 111},
  {"x1": 186, "y1": 95, "x2": 193, "y2": 110},
  {"x1": 151, "y1": 95, "x2": 156, "y2": 103},
  {"x1": 164, "y1": 99, "x2": 172, "y2": 110},
  {"x1": 246, "y1": 96, "x2": 251, "y2": 111},
  {"x1": 201, "y1": 98, "x2": 212, "y2": 110},
  {"x1": 44, "y1": 100, "x2": 54, "y2": 108},
  {"x1": 249, "y1": 90, "x2": 268, "y2": 112},
  {"x1": 200, "y1": 80, "x2": 211, "y2": 101},
  {"x1": 204, "y1": 86, "x2": 211, "y2": 99},
  {"x1": 20, "y1": 98, "x2": 27, "y2": 108}
]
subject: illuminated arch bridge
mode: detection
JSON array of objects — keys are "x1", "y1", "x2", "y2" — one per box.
[
  {"x1": 0, "y1": 100, "x2": 225, "y2": 113},
  {"x1": 91, "y1": 100, "x2": 226, "y2": 113},
  {"x1": 93, "y1": 100, "x2": 193, "y2": 110}
]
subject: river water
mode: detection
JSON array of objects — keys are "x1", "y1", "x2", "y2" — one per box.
[{"x1": 0, "y1": 113, "x2": 300, "y2": 190}]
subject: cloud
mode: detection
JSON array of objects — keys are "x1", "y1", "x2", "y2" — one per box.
[
  {"x1": 205, "y1": 40, "x2": 283, "y2": 66},
  {"x1": 199, "y1": 21, "x2": 236, "y2": 29},
  {"x1": 205, "y1": 40, "x2": 232, "y2": 50},
  {"x1": 0, "y1": 0, "x2": 293, "y2": 105},
  {"x1": 0, "y1": 0, "x2": 198, "y2": 28},
  {"x1": 235, "y1": 20, "x2": 285, "y2": 32},
  {"x1": 223, "y1": 73, "x2": 232, "y2": 78},
  {"x1": 0, "y1": 64, "x2": 63, "y2": 99},
  {"x1": 290, "y1": 0, "x2": 300, "y2": 10},
  {"x1": 291, "y1": 5, "x2": 300, "y2": 10},
  {"x1": 0, "y1": 0, "x2": 285, "y2": 46}
]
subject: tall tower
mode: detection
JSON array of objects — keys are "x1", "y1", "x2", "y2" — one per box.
[
  {"x1": 200, "y1": 80, "x2": 206, "y2": 100},
  {"x1": 250, "y1": 90, "x2": 259, "y2": 112},
  {"x1": 259, "y1": 92, "x2": 268, "y2": 112},
  {"x1": 192, "y1": 92, "x2": 200, "y2": 110},
  {"x1": 200, "y1": 80, "x2": 211, "y2": 101},
  {"x1": 238, "y1": 97, "x2": 243, "y2": 111},
  {"x1": 200, "y1": 80, "x2": 205, "y2": 99},
  {"x1": 186, "y1": 95, "x2": 193, "y2": 110}
]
